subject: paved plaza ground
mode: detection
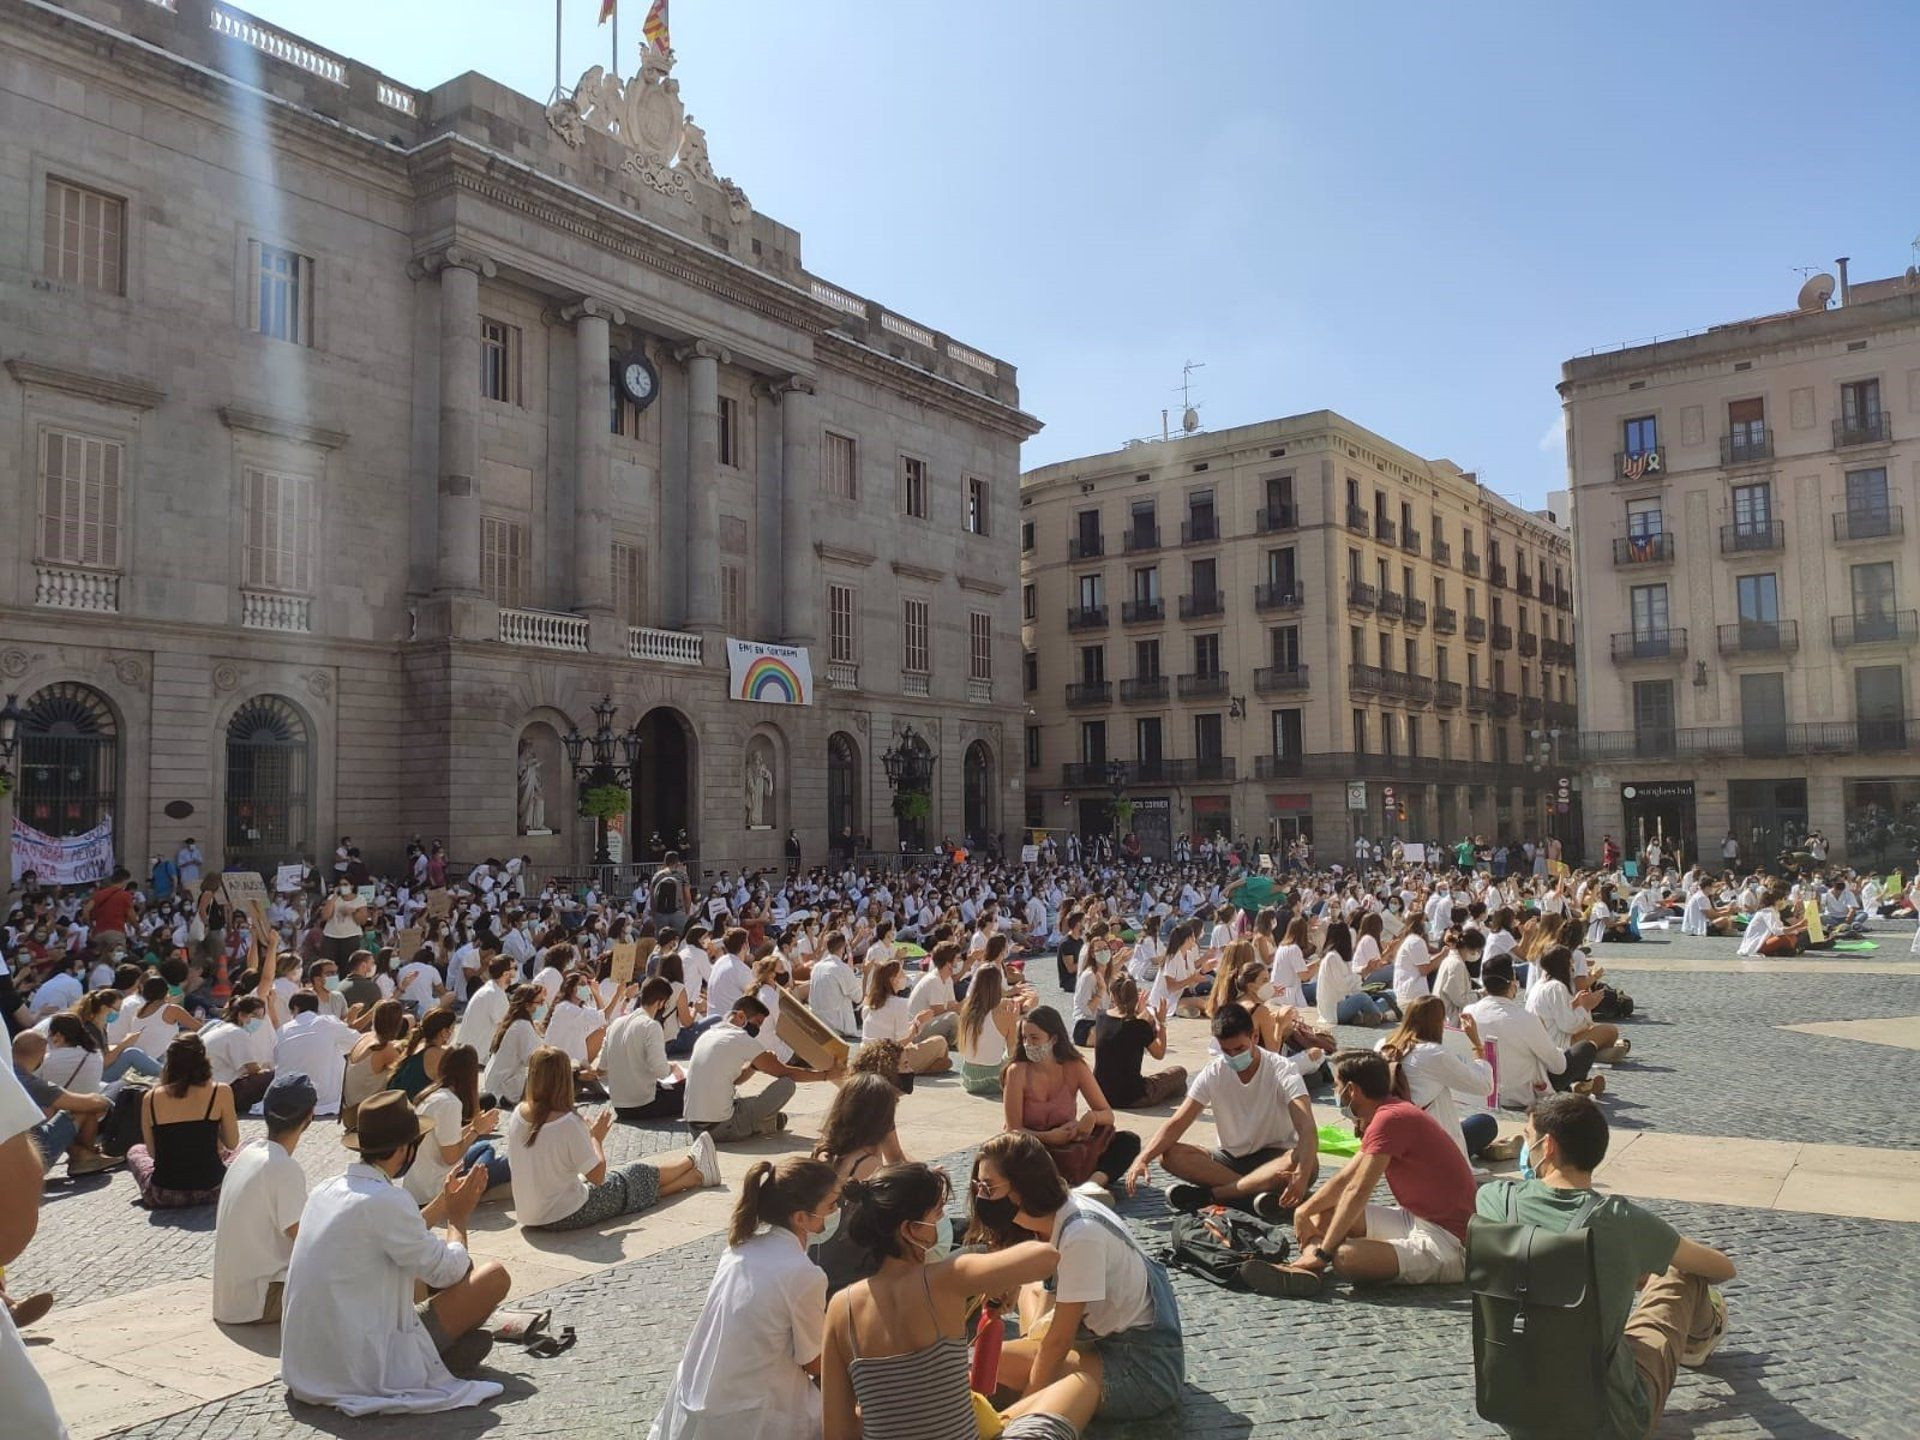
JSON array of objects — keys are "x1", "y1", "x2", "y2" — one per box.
[{"x1": 15, "y1": 924, "x2": 1920, "y2": 1439}]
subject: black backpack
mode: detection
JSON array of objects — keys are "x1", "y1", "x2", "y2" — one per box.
[
  {"x1": 1467, "y1": 1182, "x2": 1610, "y2": 1436},
  {"x1": 650, "y1": 871, "x2": 682, "y2": 913},
  {"x1": 1162, "y1": 1206, "x2": 1292, "y2": 1288}
]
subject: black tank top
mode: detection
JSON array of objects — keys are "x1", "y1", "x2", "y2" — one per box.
[{"x1": 147, "y1": 1087, "x2": 227, "y2": 1192}]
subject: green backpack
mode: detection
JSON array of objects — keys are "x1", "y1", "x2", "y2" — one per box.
[{"x1": 1466, "y1": 1182, "x2": 1610, "y2": 1437}]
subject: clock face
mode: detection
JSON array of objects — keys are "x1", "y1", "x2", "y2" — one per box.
[{"x1": 619, "y1": 355, "x2": 658, "y2": 409}]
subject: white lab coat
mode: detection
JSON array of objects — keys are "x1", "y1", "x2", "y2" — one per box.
[{"x1": 281, "y1": 1163, "x2": 503, "y2": 1416}]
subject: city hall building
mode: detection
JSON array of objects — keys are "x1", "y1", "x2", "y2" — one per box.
[{"x1": 0, "y1": 0, "x2": 1038, "y2": 881}]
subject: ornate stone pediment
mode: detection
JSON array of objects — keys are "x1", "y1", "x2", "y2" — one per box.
[{"x1": 545, "y1": 48, "x2": 749, "y2": 216}]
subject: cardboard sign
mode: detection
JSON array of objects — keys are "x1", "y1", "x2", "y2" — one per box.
[
  {"x1": 219, "y1": 871, "x2": 272, "y2": 929},
  {"x1": 610, "y1": 941, "x2": 641, "y2": 988},
  {"x1": 1020, "y1": 845, "x2": 1039, "y2": 863},
  {"x1": 426, "y1": 888, "x2": 453, "y2": 919},
  {"x1": 274, "y1": 863, "x2": 305, "y2": 893},
  {"x1": 1402, "y1": 843, "x2": 1426, "y2": 864},
  {"x1": 774, "y1": 985, "x2": 849, "y2": 1073},
  {"x1": 394, "y1": 927, "x2": 425, "y2": 959},
  {"x1": 356, "y1": 885, "x2": 377, "y2": 907}
]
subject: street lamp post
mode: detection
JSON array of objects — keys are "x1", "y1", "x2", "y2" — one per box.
[
  {"x1": 881, "y1": 725, "x2": 936, "y2": 858},
  {"x1": 1104, "y1": 758, "x2": 1128, "y2": 842},
  {"x1": 562, "y1": 695, "x2": 643, "y2": 871}
]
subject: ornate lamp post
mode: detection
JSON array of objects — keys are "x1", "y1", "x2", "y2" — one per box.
[
  {"x1": 1104, "y1": 758, "x2": 1129, "y2": 841},
  {"x1": 562, "y1": 695, "x2": 643, "y2": 869},
  {"x1": 881, "y1": 725, "x2": 936, "y2": 855}
]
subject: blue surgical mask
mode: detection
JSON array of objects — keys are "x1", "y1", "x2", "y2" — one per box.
[
  {"x1": 532, "y1": 1003, "x2": 549, "y2": 1023},
  {"x1": 244, "y1": 1018, "x2": 264, "y2": 1034},
  {"x1": 913, "y1": 1215, "x2": 955, "y2": 1263},
  {"x1": 813, "y1": 1207, "x2": 841, "y2": 1245},
  {"x1": 1519, "y1": 1140, "x2": 1536, "y2": 1182},
  {"x1": 1225, "y1": 1047, "x2": 1256, "y2": 1073},
  {"x1": 323, "y1": 975, "x2": 344, "y2": 993}
]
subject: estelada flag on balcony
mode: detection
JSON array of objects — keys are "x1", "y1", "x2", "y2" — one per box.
[
  {"x1": 642, "y1": 0, "x2": 670, "y2": 52},
  {"x1": 727, "y1": 638, "x2": 813, "y2": 706}
]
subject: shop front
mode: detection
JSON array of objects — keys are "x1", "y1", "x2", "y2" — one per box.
[
  {"x1": 1843, "y1": 777, "x2": 1920, "y2": 871},
  {"x1": 1620, "y1": 780, "x2": 1697, "y2": 870},
  {"x1": 1131, "y1": 796, "x2": 1173, "y2": 861},
  {"x1": 1727, "y1": 778, "x2": 1808, "y2": 867}
]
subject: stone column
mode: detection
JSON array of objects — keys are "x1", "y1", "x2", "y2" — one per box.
[
  {"x1": 429, "y1": 248, "x2": 495, "y2": 597},
  {"x1": 563, "y1": 298, "x2": 624, "y2": 618},
  {"x1": 675, "y1": 340, "x2": 730, "y2": 630},
  {"x1": 778, "y1": 377, "x2": 819, "y2": 645}
]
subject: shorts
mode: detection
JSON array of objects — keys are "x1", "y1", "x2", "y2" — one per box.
[
  {"x1": 1210, "y1": 1145, "x2": 1285, "y2": 1176},
  {"x1": 1363, "y1": 1202, "x2": 1465, "y2": 1285}
]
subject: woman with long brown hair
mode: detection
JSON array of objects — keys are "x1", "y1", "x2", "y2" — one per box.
[
  {"x1": 387, "y1": 1006, "x2": 456, "y2": 1099},
  {"x1": 650, "y1": 1155, "x2": 842, "y2": 1440},
  {"x1": 957, "y1": 962, "x2": 1026, "y2": 1097},
  {"x1": 505, "y1": 1046, "x2": 715, "y2": 1231},
  {"x1": 808, "y1": 1072, "x2": 910, "y2": 1295},
  {"x1": 1375, "y1": 996, "x2": 1500, "y2": 1159},
  {"x1": 404, "y1": 1043, "x2": 506, "y2": 1203},
  {"x1": 859, "y1": 957, "x2": 949, "y2": 1075},
  {"x1": 340, "y1": 998, "x2": 408, "y2": 1127},
  {"x1": 128, "y1": 1032, "x2": 237, "y2": 1208},
  {"x1": 1004, "y1": 1005, "x2": 1140, "y2": 1198},
  {"x1": 481, "y1": 982, "x2": 545, "y2": 1104}
]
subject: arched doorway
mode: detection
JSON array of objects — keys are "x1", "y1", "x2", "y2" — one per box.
[
  {"x1": 225, "y1": 696, "x2": 311, "y2": 870},
  {"x1": 18, "y1": 683, "x2": 119, "y2": 839},
  {"x1": 827, "y1": 732, "x2": 860, "y2": 861},
  {"x1": 963, "y1": 740, "x2": 994, "y2": 846},
  {"x1": 634, "y1": 707, "x2": 695, "y2": 861}
]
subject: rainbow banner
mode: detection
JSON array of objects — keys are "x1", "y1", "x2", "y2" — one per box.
[{"x1": 726, "y1": 638, "x2": 813, "y2": 706}]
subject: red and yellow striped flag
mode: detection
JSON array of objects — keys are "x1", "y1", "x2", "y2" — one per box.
[
  {"x1": 642, "y1": 0, "x2": 670, "y2": 53},
  {"x1": 598, "y1": 0, "x2": 616, "y2": 23}
]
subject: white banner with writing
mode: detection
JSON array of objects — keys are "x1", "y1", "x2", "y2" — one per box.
[
  {"x1": 726, "y1": 638, "x2": 813, "y2": 706},
  {"x1": 11, "y1": 817, "x2": 115, "y2": 885}
]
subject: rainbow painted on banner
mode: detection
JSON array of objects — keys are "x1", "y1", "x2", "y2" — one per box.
[{"x1": 739, "y1": 655, "x2": 804, "y2": 703}]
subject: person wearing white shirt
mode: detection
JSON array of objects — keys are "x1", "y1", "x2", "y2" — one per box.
[
  {"x1": 1390, "y1": 922, "x2": 1438, "y2": 1005},
  {"x1": 273, "y1": 997, "x2": 363, "y2": 1117},
  {"x1": 481, "y1": 987, "x2": 545, "y2": 1106},
  {"x1": 1377, "y1": 998, "x2": 1498, "y2": 1159},
  {"x1": 454, "y1": 957, "x2": 514, "y2": 1055},
  {"x1": 543, "y1": 971, "x2": 619, "y2": 1070},
  {"x1": 1468, "y1": 958, "x2": 1598, "y2": 1102},
  {"x1": 0, "y1": 1062, "x2": 66, "y2": 1439},
  {"x1": 1125, "y1": 1003, "x2": 1317, "y2": 1216},
  {"x1": 906, "y1": 946, "x2": 962, "y2": 1045},
  {"x1": 649, "y1": 1155, "x2": 838, "y2": 1440},
  {"x1": 1737, "y1": 891, "x2": 1802, "y2": 956},
  {"x1": 281, "y1": 1091, "x2": 509, "y2": 1415},
  {"x1": 685, "y1": 997, "x2": 837, "y2": 1140},
  {"x1": 213, "y1": 1072, "x2": 315, "y2": 1323},
  {"x1": 1525, "y1": 948, "x2": 1623, "y2": 1070},
  {"x1": 606, "y1": 978, "x2": 685, "y2": 1118},
  {"x1": 175, "y1": 839, "x2": 204, "y2": 887},
  {"x1": 28, "y1": 965, "x2": 82, "y2": 1020},
  {"x1": 806, "y1": 935, "x2": 862, "y2": 1039},
  {"x1": 501, "y1": 920, "x2": 537, "y2": 980},
  {"x1": 704, "y1": 932, "x2": 755, "y2": 1020},
  {"x1": 1429, "y1": 932, "x2": 1480, "y2": 1021},
  {"x1": 396, "y1": 953, "x2": 441, "y2": 1018}
]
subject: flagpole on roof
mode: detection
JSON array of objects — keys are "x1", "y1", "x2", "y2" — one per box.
[
  {"x1": 612, "y1": 1, "x2": 619, "y2": 79},
  {"x1": 552, "y1": 0, "x2": 561, "y2": 100}
]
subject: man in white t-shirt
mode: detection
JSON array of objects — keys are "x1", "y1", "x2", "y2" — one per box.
[
  {"x1": 273, "y1": 994, "x2": 364, "y2": 1116},
  {"x1": 806, "y1": 934, "x2": 862, "y2": 1039},
  {"x1": 703, "y1": 929, "x2": 754, "y2": 1020},
  {"x1": 454, "y1": 957, "x2": 514, "y2": 1053},
  {"x1": 682, "y1": 996, "x2": 839, "y2": 1142},
  {"x1": 213, "y1": 1072, "x2": 315, "y2": 1323},
  {"x1": 605, "y1": 978, "x2": 684, "y2": 1120},
  {"x1": 0, "y1": 1062, "x2": 65, "y2": 1438},
  {"x1": 675, "y1": 927, "x2": 713, "y2": 1012},
  {"x1": 1125, "y1": 1001, "x2": 1317, "y2": 1221}
]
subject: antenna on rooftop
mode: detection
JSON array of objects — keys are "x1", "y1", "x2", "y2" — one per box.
[{"x1": 1177, "y1": 360, "x2": 1205, "y2": 435}]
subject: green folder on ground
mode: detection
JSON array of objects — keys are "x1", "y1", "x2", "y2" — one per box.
[
  {"x1": 1318, "y1": 1123, "x2": 1362, "y2": 1158},
  {"x1": 1833, "y1": 940, "x2": 1879, "y2": 952}
]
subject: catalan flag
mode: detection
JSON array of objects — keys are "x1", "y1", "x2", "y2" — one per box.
[
  {"x1": 642, "y1": 0, "x2": 670, "y2": 53},
  {"x1": 598, "y1": 0, "x2": 615, "y2": 22}
]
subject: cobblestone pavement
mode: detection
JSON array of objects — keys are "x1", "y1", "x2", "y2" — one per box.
[{"x1": 25, "y1": 918, "x2": 1920, "y2": 1437}]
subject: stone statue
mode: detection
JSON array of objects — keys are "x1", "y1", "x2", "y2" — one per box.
[
  {"x1": 518, "y1": 742, "x2": 547, "y2": 834},
  {"x1": 677, "y1": 114, "x2": 717, "y2": 183},
  {"x1": 745, "y1": 744, "x2": 774, "y2": 829}
]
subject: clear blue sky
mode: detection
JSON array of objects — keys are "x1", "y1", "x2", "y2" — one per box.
[{"x1": 249, "y1": 0, "x2": 1920, "y2": 508}]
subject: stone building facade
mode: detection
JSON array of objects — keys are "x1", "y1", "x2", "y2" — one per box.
[
  {"x1": 0, "y1": 0, "x2": 1038, "y2": 882},
  {"x1": 1563, "y1": 266, "x2": 1920, "y2": 869},
  {"x1": 1021, "y1": 412, "x2": 1575, "y2": 860}
]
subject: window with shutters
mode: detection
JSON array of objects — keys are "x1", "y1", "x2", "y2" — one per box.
[
  {"x1": 43, "y1": 178, "x2": 125, "y2": 295},
  {"x1": 613, "y1": 541, "x2": 646, "y2": 625},
  {"x1": 901, "y1": 455, "x2": 929, "y2": 519},
  {"x1": 828, "y1": 583, "x2": 857, "y2": 663},
  {"x1": 824, "y1": 431, "x2": 857, "y2": 499},
  {"x1": 902, "y1": 597, "x2": 930, "y2": 673},
  {"x1": 965, "y1": 477, "x2": 990, "y2": 535},
  {"x1": 721, "y1": 563, "x2": 743, "y2": 633},
  {"x1": 718, "y1": 397, "x2": 741, "y2": 467},
  {"x1": 37, "y1": 429, "x2": 123, "y2": 570},
  {"x1": 250, "y1": 240, "x2": 312, "y2": 345},
  {"x1": 243, "y1": 467, "x2": 314, "y2": 594},
  {"x1": 479, "y1": 517, "x2": 528, "y2": 607},
  {"x1": 480, "y1": 318, "x2": 519, "y2": 404},
  {"x1": 970, "y1": 612, "x2": 992, "y2": 680}
]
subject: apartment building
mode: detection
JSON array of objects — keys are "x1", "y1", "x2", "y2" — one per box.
[
  {"x1": 1, "y1": 0, "x2": 1036, "y2": 879},
  {"x1": 1563, "y1": 263, "x2": 1920, "y2": 869},
  {"x1": 1020, "y1": 413, "x2": 1575, "y2": 859}
]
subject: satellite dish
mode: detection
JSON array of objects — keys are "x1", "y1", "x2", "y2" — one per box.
[
  {"x1": 1181, "y1": 406, "x2": 1199, "y2": 433},
  {"x1": 1797, "y1": 273, "x2": 1836, "y2": 311}
]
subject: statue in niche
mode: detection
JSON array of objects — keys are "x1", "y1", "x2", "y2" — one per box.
[
  {"x1": 518, "y1": 740, "x2": 548, "y2": 835},
  {"x1": 744, "y1": 741, "x2": 775, "y2": 830}
]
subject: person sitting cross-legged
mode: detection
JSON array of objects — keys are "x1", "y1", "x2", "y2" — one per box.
[
  {"x1": 1241, "y1": 1048, "x2": 1476, "y2": 1298},
  {"x1": 1123, "y1": 1001, "x2": 1317, "y2": 1221},
  {"x1": 1479, "y1": 1094, "x2": 1735, "y2": 1439},
  {"x1": 212, "y1": 1071, "x2": 316, "y2": 1324},
  {"x1": 683, "y1": 994, "x2": 841, "y2": 1142}
]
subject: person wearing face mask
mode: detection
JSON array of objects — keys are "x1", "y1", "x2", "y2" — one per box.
[
  {"x1": 1124, "y1": 1002, "x2": 1317, "y2": 1220},
  {"x1": 505, "y1": 1047, "x2": 717, "y2": 1230},
  {"x1": 543, "y1": 966, "x2": 624, "y2": 1076},
  {"x1": 318, "y1": 880, "x2": 368, "y2": 969},
  {"x1": 481, "y1": 983, "x2": 547, "y2": 1107},
  {"x1": 605, "y1": 976, "x2": 687, "y2": 1119},
  {"x1": 649, "y1": 1155, "x2": 841, "y2": 1440},
  {"x1": 808, "y1": 1073, "x2": 909, "y2": 1294},
  {"x1": 200, "y1": 967, "x2": 279, "y2": 1114},
  {"x1": 281, "y1": 1089, "x2": 510, "y2": 1414},
  {"x1": 822, "y1": 1160, "x2": 1094, "y2": 1440},
  {"x1": 212, "y1": 1072, "x2": 316, "y2": 1323},
  {"x1": 1003, "y1": 1006, "x2": 1139, "y2": 1203},
  {"x1": 684, "y1": 995, "x2": 842, "y2": 1141},
  {"x1": 1477, "y1": 1094, "x2": 1735, "y2": 1440},
  {"x1": 272, "y1": 990, "x2": 371, "y2": 1118}
]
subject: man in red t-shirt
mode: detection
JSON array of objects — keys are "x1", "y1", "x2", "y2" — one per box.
[
  {"x1": 1242, "y1": 1049, "x2": 1477, "y2": 1298},
  {"x1": 82, "y1": 868, "x2": 140, "y2": 951}
]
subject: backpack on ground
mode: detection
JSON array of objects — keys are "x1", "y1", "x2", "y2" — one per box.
[
  {"x1": 650, "y1": 871, "x2": 681, "y2": 914},
  {"x1": 1467, "y1": 1181, "x2": 1610, "y2": 1436},
  {"x1": 98, "y1": 1081, "x2": 151, "y2": 1158},
  {"x1": 1162, "y1": 1206, "x2": 1291, "y2": 1288}
]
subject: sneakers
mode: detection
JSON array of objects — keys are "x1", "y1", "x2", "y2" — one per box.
[
  {"x1": 67, "y1": 1149, "x2": 124, "y2": 1177},
  {"x1": 1073, "y1": 1180, "x2": 1114, "y2": 1206},
  {"x1": 1573, "y1": 1074, "x2": 1607, "y2": 1097},
  {"x1": 1166, "y1": 1183, "x2": 1212, "y2": 1213},
  {"x1": 1597, "y1": 1039, "x2": 1632, "y2": 1064},
  {"x1": 1679, "y1": 1287, "x2": 1728, "y2": 1368},
  {"x1": 691, "y1": 1131, "x2": 722, "y2": 1188},
  {"x1": 1236, "y1": 1260, "x2": 1324, "y2": 1299},
  {"x1": 1250, "y1": 1192, "x2": 1295, "y2": 1225},
  {"x1": 1482, "y1": 1134, "x2": 1524, "y2": 1162}
]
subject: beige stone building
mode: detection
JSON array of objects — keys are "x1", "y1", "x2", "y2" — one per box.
[
  {"x1": 0, "y1": 0, "x2": 1038, "y2": 882},
  {"x1": 1563, "y1": 264, "x2": 1920, "y2": 870},
  {"x1": 1020, "y1": 413, "x2": 1575, "y2": 859}
]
